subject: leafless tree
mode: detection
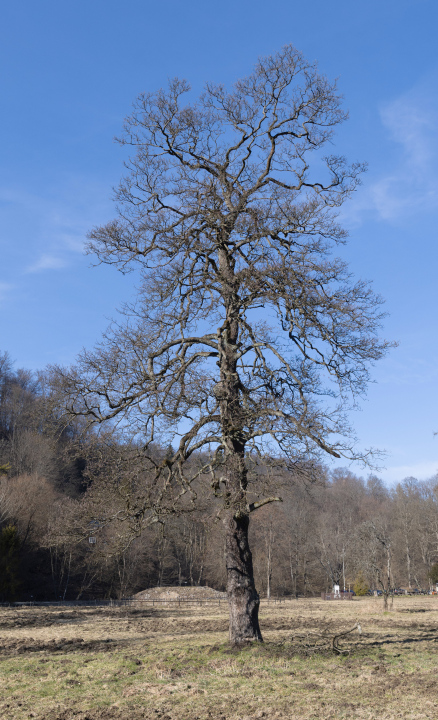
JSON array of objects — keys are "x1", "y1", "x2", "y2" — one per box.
[
  {"x1": 167, "y1": 513, "x2": 209, "y2": 586},
  {"x1": 55, "y1": 45, "x2": 392, "y2": 643},
  {"x1": 358, "y1": 516, "x2": 395, "y2": 610},
  {"x1": 251, "y1": 504, "x2": 281, "y2": 600},
  {"x1": 417, "y1": 479, "x2": 438, "y2": 585},
  {"x1": 392, "y1": 478, "x2": 422, "y2": 590}
]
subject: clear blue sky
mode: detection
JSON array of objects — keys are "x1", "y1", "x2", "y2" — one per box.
[{"x1": 2, "y1": 0, "x2": 437, "y2": 484}]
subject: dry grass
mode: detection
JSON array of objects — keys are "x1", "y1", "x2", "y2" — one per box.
[{"x1": 1, "y1": 595, "x2": 438, "y2": 719}]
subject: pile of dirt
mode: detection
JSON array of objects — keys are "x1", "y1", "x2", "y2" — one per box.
[{"x1": 133, "y1": 586, "x2": 226, "y2": 601}]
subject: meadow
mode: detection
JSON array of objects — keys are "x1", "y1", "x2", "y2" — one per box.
[{"x1": 1, "y1": 595, "x2": 438, "y2": 720}]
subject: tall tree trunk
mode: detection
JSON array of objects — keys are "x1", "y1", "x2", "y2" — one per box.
[
  {"x1": 303, "y1": 559, "x2": 309, "y2": 596},
  {"x1": 405, "y1": 537, "x2": 412, "y2": 589},
  {"x1": 289, "y1": 549, "x2": 295, "y2": 595},
  {"x1": 266, "y1": 526, "x2": 273, "y2": 601},
  {"x1": 218, "y1": 244, "x2": 262, "y2": 643},
  {"x1": 225, "y1": 512, "x2": 262, "y2": 644}
]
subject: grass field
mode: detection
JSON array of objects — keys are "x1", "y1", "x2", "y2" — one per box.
[{"x1": 1, "y1": 595, "x2": 438, "y2": 719}]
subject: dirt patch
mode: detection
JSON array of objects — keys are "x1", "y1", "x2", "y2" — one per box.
[
  {"x1": 40, "y1": 710, "x2": 155, "y2": 720},
  {"x1": 0, "y1": 636, "x2": 132, "y2": 656},
  {"x1": 0, "y1": 611, "x2": 85, "y2": 630},
  {"x1": 39, "y1": 711, "x2": 154, "y2": 720}
]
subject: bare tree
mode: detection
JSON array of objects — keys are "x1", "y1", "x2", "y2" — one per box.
[
  {"x1": 359, "y1": 516, "x2": 395, "y2": 610},
  {"x1": 392, "y1": 478, "x2": 422, "y2": 590},
  {"x1": 251, "y1": 504, "x2": 280, "y2": 600},
  {"x1": 56, "y1": 45, "x2": 391, "y2": 643},
  {"x1": 168, "y1": 514, "x2": 209, "y2": 586},
  {"x1": 417, "y1": 479, "x2": 438, "y2": 585}
]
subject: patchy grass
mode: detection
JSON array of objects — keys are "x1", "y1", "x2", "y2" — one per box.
[{"x1": 1, "y1": 596, "x2": 438, "y2": 719}]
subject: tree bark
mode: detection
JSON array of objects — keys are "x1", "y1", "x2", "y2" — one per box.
[
  {"x1": 225, "y1": 512, "x2": 262, "y2": 644},
  {"x1": 216, "y1": 242, "x2": 262, "y2": 643}
]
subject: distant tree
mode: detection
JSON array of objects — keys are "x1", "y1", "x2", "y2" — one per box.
[
  {"x1": 56, "y1": 45, "x2": 392, "y2": 643},
  {"x1": 353, "y1": 570, "x2": 369, "y2": 596},
  {"x1": 316, "y1": 471, "x2": 364, "y2": 591},
  {"x1": 0, "y1": 524, "x2": 21, "y2": 601},
  {"x1": 359, "y1": 517, "x2": 395, "y2": 610},
  {"x1": 252, "y1": 505, "x2": 280, "y2": 600},
  {"x1": 427, "y1": 563, "x2": 438, "y2": 585}
]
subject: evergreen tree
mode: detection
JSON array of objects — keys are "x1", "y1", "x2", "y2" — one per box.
[{"x1": 0, "y1": 525, "x2": 21, "y2": 601}]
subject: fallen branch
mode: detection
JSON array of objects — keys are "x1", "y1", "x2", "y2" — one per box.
[
  {"x1": 283, "y1": 622, "x2": 363, "y2": 655},
  {"x1": 332, "y1": 623, "x2": 362, "y2": 655}
]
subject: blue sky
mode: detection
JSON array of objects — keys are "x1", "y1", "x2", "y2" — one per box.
[{"x1": 1, "y1": 0, "x2": 438, "y2": 484}]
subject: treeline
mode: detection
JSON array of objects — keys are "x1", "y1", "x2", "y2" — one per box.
[{"x1": 1, "y1": 351, "x2": 438, "y2": 602}]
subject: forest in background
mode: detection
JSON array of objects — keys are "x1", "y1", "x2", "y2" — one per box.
[{"x1": 1, "y1": 349, "x2": 438, "y2": 602}]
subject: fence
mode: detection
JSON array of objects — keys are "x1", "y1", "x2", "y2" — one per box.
[
  {"x1": 0, "y1": 596, "x2": 287, "y2": 609},
  {"x1": 321, "y1": 591, "x2": 354, "y2": 601}
]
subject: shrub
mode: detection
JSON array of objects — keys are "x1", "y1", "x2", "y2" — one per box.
[
  {"x1": 353, "y1": 571, "x2": 369, "y2": 596},
  {"x1": 428, "y1": 563, "x2": 438, "y2": 585}
]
